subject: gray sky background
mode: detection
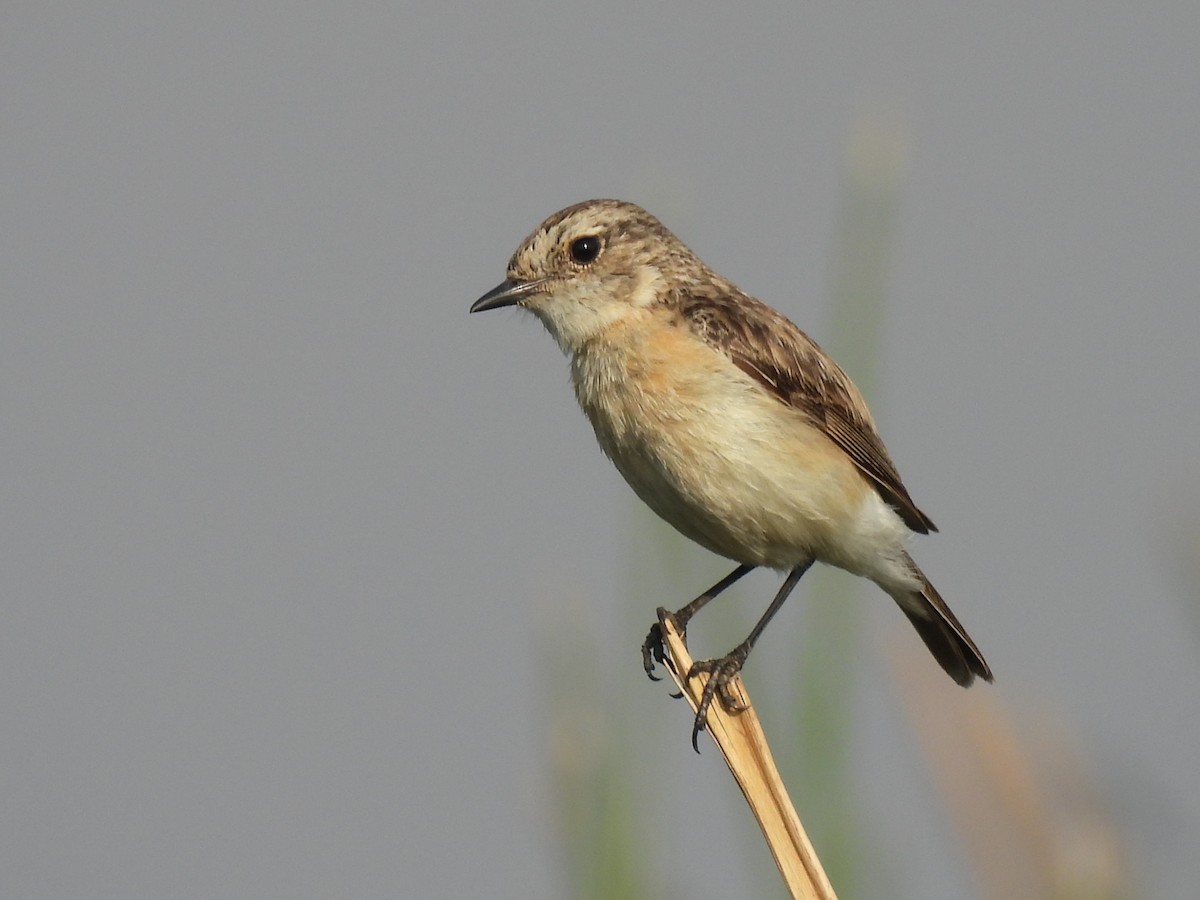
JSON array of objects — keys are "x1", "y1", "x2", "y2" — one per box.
[{"x1": 4, "y1": 2, "x2": 1199, "y2": 898}]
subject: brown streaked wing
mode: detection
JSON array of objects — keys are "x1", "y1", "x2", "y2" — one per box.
[{"x1": 678, "y1": 286, "x2": 938, "y2": 534}]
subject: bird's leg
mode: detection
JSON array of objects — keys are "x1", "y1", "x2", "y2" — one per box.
[
  {"x1": 642, "y1": 564, "x2": 754, "y2": 680},
  {"x1": 687, "y1": 560, "x2": 814, "y2": 751}
]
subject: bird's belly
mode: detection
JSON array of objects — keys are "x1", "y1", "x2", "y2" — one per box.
[
  {"x1": 579, "y1": 351, "x2": 895, "y2": 569},
  {"x1": 613, "y1": 413, "x2": 859, "y2": 565}
]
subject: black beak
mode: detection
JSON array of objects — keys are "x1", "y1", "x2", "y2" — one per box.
[{"x1": 469, "y1": 279, "x2": 547, "y2": 313}]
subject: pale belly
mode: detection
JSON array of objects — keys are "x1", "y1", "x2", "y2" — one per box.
[{"x1": 572, "y1": 335, "x2": 910, "y2": 577}]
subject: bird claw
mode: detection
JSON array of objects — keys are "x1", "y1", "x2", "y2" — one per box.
[
  {"x1": 643, "y1": 611, "x2": 750, "y2": 752},
  {"x1": 641, "y1": 608, "x2": 680, "y2": 681},
  {"x1": 686, "y1": 650, "x2": 749, "y2": 752},
  {"x1": 641, "y1": 622, "x2": 665, "y2": 681}
]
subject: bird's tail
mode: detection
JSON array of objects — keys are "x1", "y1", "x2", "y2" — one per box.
[{"x1": 890, "y1": 552, "x2": 992, "y2": 687}]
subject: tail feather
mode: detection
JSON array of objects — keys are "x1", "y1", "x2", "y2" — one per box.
[{"x1": 893, "y1": 553, "x2": 992, "y2": 687}]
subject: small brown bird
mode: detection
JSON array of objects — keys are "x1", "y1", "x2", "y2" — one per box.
[{"x1": 471, "y1": 199, "x2": 991, "y2": 748}]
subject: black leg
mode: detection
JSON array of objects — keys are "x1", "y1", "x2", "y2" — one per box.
[
  {"x1": 641, "y1": 564, "x2": 755, "y2": 681},
  {"x1": 687, "y1": 560, "x2": 814, "y2": 752}
]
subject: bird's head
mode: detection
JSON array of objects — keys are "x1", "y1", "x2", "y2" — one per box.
[{"x1": 470, "y1": 199, "x2": 699, "y2": 353}]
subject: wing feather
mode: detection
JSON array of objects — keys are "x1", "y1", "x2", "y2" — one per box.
[{"x1": 678, "y1": 283, "x2": 937, "y2": 534}]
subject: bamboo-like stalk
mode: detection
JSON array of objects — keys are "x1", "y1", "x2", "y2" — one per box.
[{"x1": 657, "y1": 611, "x2": 838, "y2": 900}]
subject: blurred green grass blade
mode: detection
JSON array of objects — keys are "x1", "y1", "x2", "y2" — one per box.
[{"x1": 785, "y1": 117, "x2": 909, "y2": 899}]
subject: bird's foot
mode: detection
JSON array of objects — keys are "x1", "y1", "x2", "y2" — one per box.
[
  {"x1": 686, "y1": 647, "x2": 750, "y2": 752},
  {"x1": 641, "y1": 607, "x2": 680, "y2": 682}
]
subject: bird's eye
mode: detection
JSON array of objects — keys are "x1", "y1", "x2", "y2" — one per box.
[{"x1": 569, "y1": 235, "x2": 602, "y2": 265}]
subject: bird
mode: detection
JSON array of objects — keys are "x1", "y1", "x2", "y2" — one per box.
[{"x1": 470, "y1": 199, "x2": 991, "y2": 748}]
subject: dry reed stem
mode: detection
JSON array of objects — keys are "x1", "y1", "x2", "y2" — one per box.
[{"x1": 658, "y1": 612, "x2": 838, "y2": 900}]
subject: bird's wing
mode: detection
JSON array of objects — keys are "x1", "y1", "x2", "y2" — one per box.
[{"x1": 679, "y1": 285, "x2": 937, "y2": 534}]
